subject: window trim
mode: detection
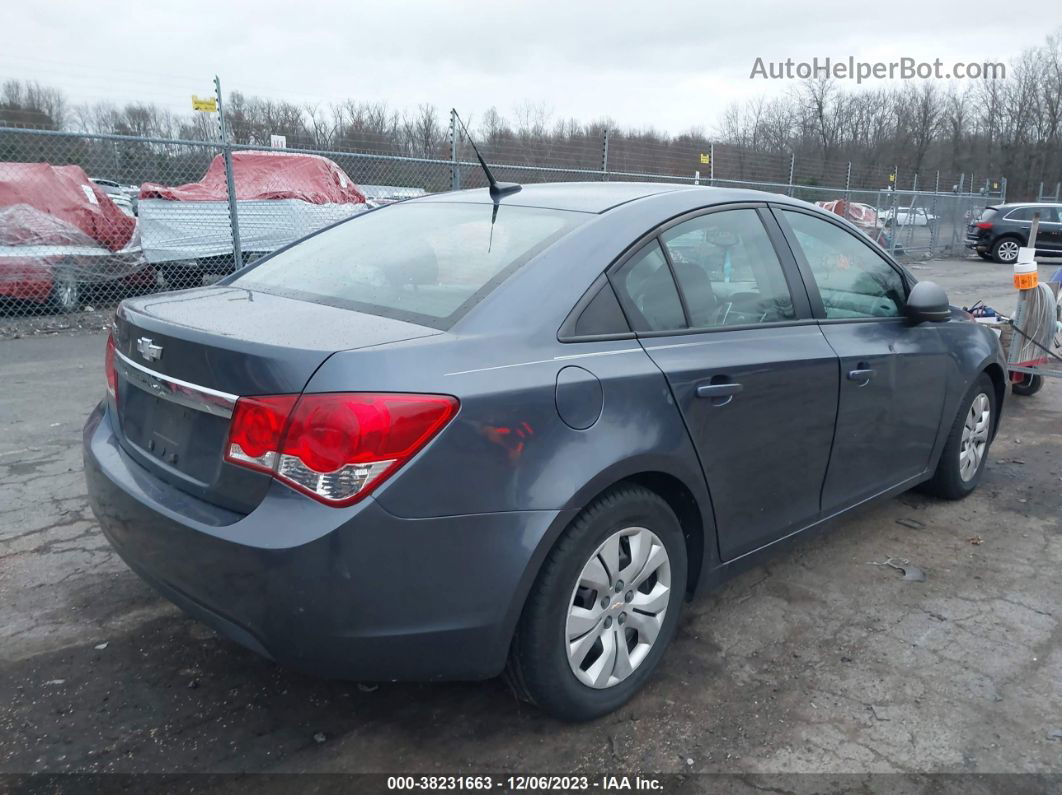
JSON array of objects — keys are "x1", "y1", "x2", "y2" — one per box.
[
  {"x1": 1003, "y1": 205, "x2": 1061, "y2": 224},
  {"x1": 769, "y1": 203, "x2": 913, "y2": 324},
  {"x1": 606, "y1": 202, "x2": 814, "y2": 339}
]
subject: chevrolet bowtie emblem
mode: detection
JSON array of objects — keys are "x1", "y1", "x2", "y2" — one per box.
[{"x1": 136, "y1": 337, "x2": 163, "y2": 362}]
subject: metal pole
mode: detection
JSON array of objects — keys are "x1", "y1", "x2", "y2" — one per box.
[
  {"x1": 1000, "y1": 177, "x2": 1007, "y2": 203},
  {"x1": 214, "y1": 76, "x2": 242, "y2": 271},
  {"x1": 709, "y1": 142, "x2": 715, "y2": 186},
  {"x1": 888, "y1": 166, "x2": 899, "y2": 257},
  {"x1": 448, "y1": 109, "x2": 460, "y2": 192},
  {"x1": 787, "y1": 153, "x2": 795, "y2": 196},
  {"x1": 1055, "y1": 182, "x2": 1061, "y2": 201},
  {"x1": 844, "y1": 161, "x2": 851, "y2": 203},
  {"x1": 958, "y1": 173, "x2": 965, "y2": 194},
  {"x1": 1038, "y1": 182, "x2": 1044, "y2": 202},
  {"x1": 601, "y1": 128, "x2": 610, "y2": 181}
]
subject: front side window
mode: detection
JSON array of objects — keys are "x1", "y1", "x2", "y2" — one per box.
[
  {"x1": 781, "y1": 210, "x2": 907, "y2": 319},
  {"x1": 660, "y1": 209, "x2": 795, "y2": 328},
  {"x1": 234, "y1": 202, "x2": 585, "y2": 327}
]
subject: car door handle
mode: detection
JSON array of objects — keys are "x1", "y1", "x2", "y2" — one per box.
[
  {"x1": 847, "y1": 367, "x2": 875, "y2": 386},
  {"x1": 696, "y1": 382, "x2": 743, "y2": 405}
]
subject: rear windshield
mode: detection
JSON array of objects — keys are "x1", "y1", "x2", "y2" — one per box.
[
  {"x1": 978, "y1": 207, "x2": 999, "y2": 222},
  {"x1": 234, "y1": 202, "x2": 585, "y2": 328}
]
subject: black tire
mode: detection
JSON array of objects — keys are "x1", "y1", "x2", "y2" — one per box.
[
  {"x1": 506, "y1": 486, "x2": 687, "y2": 721},
  {"x1": 1011, "y1": 373, "x2": 1044, "y2": 397},
  {"x1": 991, "y1": 236, "x2": 1021, "y2": 264},
  {"x1": 921, "y1": 374, "x2": 996, "y2": 500},
  {"x1": 49, "y1": 266, "x2": 81, "y2": 313}
]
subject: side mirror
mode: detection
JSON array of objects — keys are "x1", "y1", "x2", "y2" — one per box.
[{"x1": 906, "y1": 281, "x2": 951, "y2": 323}]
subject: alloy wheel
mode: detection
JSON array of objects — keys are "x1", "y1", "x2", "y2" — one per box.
[
  {"x1": 997, "y1": 240, "x2": 1019, "y2": 262},
  {"x1": 53, "y1": 271, "x2": 79, "y2": 312},
  {"x1": 959, "y1": 393, "x2": 991, "y2": 482},
  {"x1": 565, "y1": 526, "x2": 671, "y2": 689}
]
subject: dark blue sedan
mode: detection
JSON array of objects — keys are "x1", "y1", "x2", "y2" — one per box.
[{"x1": 84, "y1": 182, "x2": 1006, "y2": 720}]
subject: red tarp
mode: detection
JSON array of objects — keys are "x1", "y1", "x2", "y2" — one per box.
[
  {"x1": 0, "y1": 163, "x2": 136, "y2": 251},
  {"x1": 140, "y1": 151, "x2": 366, "y2": 204}
]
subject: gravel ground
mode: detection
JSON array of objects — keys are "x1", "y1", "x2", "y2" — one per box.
[{"x1": 1, "y1": 256, "x2": 1061, "y2": 784}]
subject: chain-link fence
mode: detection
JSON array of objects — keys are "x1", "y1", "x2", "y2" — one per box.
[{"x1": 0, "y1": 123, "x2": 1007, "y2": 320}]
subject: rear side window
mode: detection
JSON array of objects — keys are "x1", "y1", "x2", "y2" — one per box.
[
  {"x1": 660, "y1": 209, "x2": 795, "y2": 328},
  {"x1": 234, "y1": 203, "x2": 585, "y2": 327},
  {"x1": 611, "y1": 241, "x2": 685, "y2": 332},
  {"x1": 1007, "y1": 206, "x2": 1059, "y2": 222},
  {"x1": 782, "y1": 210, "x2": 907, "y2": 319}
]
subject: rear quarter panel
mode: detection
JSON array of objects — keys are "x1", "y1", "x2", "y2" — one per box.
[{"x1": 304, "y1": 332, "x2": 712, "y2": 523}]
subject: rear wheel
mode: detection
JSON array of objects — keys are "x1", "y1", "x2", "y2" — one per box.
[
  {"x1": 49, "y1": 267, "x2": 81, "y2": 313},
  {"x1": 921, "y1": 374, "x2": 996, "y2": 499},
  {"x1": 1011, "y1": 372, "x2": 1044, "y2": 397},
  {"x1": 506, "y1": 486, "x2": 687, "y2": 721},
  {"x1": 991, "y1": 237, "x2": 1021, "y2": 264}
]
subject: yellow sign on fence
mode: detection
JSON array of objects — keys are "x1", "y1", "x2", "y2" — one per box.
[
  {"x1": 192, "y1": 95, "x2": 217, "y2": 113},
  {"x1": 699, "y1": 153, "x2": 711, "y2": 165}
]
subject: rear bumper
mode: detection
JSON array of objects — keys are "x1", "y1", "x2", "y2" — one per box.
[{"x1": 83, "y1": 403, "x2": 568, "y2": 681}]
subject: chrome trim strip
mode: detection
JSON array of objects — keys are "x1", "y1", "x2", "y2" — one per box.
[{"x1": 114, "y1": 349, "x2": 239, "y2": 419}]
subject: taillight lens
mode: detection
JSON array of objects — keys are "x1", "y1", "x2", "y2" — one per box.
[
  {"x1": 225, "y1": 392, "x2": 458, "y2": 506},
  {"x1": 105, "y1": 334, "x2": 117, "y2": 399},
  {"x1": 976, "y1": 221, "x2": 993, "y2": 229}
]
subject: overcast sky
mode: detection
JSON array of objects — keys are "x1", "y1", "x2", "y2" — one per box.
[{"x1": 5, "y1": 1, "x2": 1052, "y2": 134}]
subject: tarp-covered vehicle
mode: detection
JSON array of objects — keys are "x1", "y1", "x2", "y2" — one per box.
[
  {"x1": 0, "y1": 163, "x2": 148, "y2": 312},
  {"x1": 138, "y1": 151, "x2": 368, "y2": 286}
]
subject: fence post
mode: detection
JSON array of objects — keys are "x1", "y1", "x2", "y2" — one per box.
[
  {"x1": 448, "y1": 109, "x2": 460, "y2": 192},
  {"x1": 1000, "y1": 177, "x2": 1007, "y2": 202},
  {"x1": 214, "y1": 75, "x2": 242, "y2": 270},
  {"x1": 888, "y1": 166, "x2": 899, "y2": 257},
  {"x1": 844, "y1": 161, "x2": 851, "y2": 202},
  {"x1": 787, "y1": 153, "x2": 795, "y2": 196},
  {"x1": 1038, "y1": 182, "x2": 1045, "y2": 202},
  {"x1": 709, "y1": 142, "x2": 715, "y2": 186},
  {"x1": 601, "y1": 128, "x2": 610, "y2": 181},
  {"x1": 958, "y1": 173, "x2": 965, "y2": 194}
]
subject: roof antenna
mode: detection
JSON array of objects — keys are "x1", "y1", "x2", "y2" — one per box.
[{"x1": 451, "y1": 109, "x2": 521, "y2": 201}]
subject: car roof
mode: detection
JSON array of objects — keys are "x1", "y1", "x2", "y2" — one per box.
[{"x1": 414, "y1": 181, "x2": 788, "y2": 214}]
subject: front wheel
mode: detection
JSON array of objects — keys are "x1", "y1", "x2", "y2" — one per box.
[
  {"x1": 921, "y1": 374, "x2": 996, "y2": 499},
  {"x1": 506, "y1": 486, "x2": 687, "y2": 721}
]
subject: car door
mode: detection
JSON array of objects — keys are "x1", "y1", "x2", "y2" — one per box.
[
  {"x1": 773, "y1": 206, "x2": 949, "y2": 513},
  {"x1": 1034, "y1": 206, "x2": 1062, "y2": 251},
  {"x1": 608, "y1": 205, "x2": 839, "y2": 561}
]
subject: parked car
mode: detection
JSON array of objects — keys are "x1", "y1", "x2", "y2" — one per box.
[
  {"x1": 965, "y1": 203, "x2": 1062, "y2": 263},
  {"x1": 880, "y1": 206, "x2": 938, "y2": 227},
  {"x1": 90, "y1": 178, "x2": 137, "y2": 217},
  {"x1": 85, "y1": 182, "x2": 1006, "y2": 720},
  {"x1": 1, "y1": 164, "x2": 146, "y2": 312}
]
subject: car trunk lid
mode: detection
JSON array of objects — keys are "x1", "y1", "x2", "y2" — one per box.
[{"x1": 112, "y1": 286, "x2": 440, "y2": 514}]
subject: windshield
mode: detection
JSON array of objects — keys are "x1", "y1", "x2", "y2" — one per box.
[{"x1": 234, "y1": 202, "x2": 585, "y2": 328}]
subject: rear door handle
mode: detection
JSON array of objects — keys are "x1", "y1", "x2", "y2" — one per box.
[
  {"x1": 696, "y1": 382, "x2": 743, "y2": 406},
  {"x1": 847, "y1": 367, "x2": 875, "y2": 386}
]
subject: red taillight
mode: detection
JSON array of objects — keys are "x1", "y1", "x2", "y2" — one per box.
[
  {"x1": 105, "y1": 334, "x2": 117, "y2": 399},
  {"x1": 225, "y1": 392, "x2": 458, "y2": 506},
  {"x1": 976, "y1": 221, "x2": 994, "y2": 229}
]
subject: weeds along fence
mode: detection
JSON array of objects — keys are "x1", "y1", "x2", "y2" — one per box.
[{"x1": 0, "y1": 123, "x2": 1006, "y2": 318}]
